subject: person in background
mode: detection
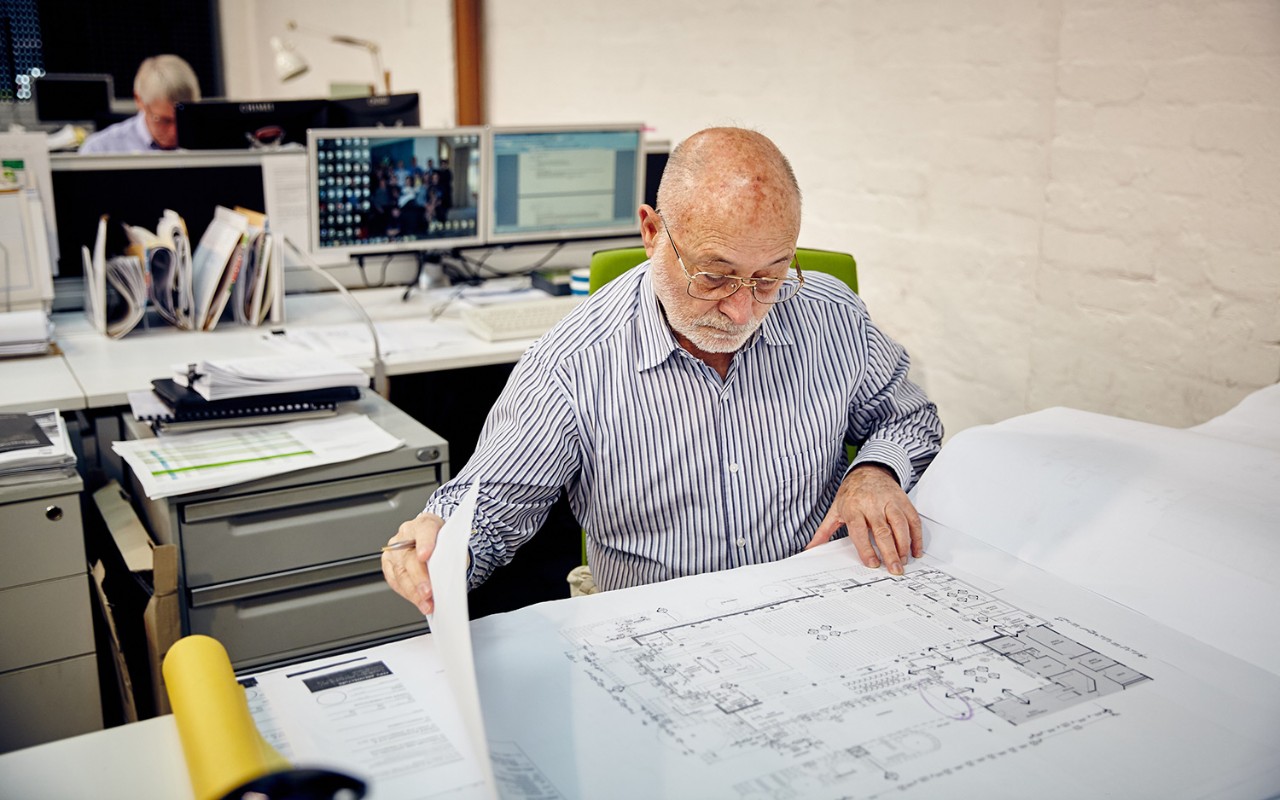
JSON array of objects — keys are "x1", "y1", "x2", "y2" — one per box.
[
  {"x1": 79, "y1": 54, "x2": 200, "y2": 154},
  {"x1": 383, "y1": 126, "x2": 944, "y2": 614}
]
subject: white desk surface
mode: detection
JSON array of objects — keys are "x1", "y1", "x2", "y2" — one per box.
[
  {"x1": 51, "y1": 286, "x2": 536, "y2": 408},
  {"x1": 0, "y1": 352, "x2": 86, "y2": 413},
  {"x1": 0, "y1": 715, "x2": 192, "y2": 800}
]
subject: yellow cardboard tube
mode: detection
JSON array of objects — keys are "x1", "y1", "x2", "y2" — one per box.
[{"x1": 163, "y1": 635, "x2": 290, "y2": 800}]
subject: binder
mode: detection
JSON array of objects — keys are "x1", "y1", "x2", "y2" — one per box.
[{"x1": 141, "y1": 379, "x2": 360, "y2": 428}]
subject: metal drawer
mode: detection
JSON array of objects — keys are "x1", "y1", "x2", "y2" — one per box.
[
  {"x1": 179, "y1": 469, "x2": 436, "y2": 587},
  {"x1": 187, "y1": 558, "x2": 427, "y2": 670},
  {"x1": 0, "y1": 491, "x2": 84, "y2": 590},
  {"x1": 0, "y1": 575, "x2": 95, "y2": 673},
  {"x1": 0, "y1": 654, "x2": 102, "y2": 754}
]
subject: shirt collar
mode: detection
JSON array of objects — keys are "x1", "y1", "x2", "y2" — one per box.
[
  {"x1": 633, "y1": 262, "x2": 797, "y2": 373},
  {"x1": 131, "y1": 111, "x2": 165, "y2": 150}
]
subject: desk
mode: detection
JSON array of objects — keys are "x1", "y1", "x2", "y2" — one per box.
[
  {"x1": 0, "y1": 353, "x2": 85, "y2": 413},
  {"x1": 0, "y1": 715, "x2": 190, "y2": 799},
  {"x1": 53, "y1": 285, "x2": 536, "y2": 408}
]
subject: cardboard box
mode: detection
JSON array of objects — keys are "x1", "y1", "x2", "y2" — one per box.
[{"x1": 91, "y1": 480, "x2": 180, "y2": 718}]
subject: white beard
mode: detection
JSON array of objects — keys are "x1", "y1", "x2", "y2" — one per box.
[{"x1": 651, "y1": 264, "x2": 765, "y2": 353}]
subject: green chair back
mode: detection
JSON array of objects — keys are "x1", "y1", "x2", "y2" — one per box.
[
  {"x1": 588, "y1": 247, "x2": 649, "y2": 293},
  {"x1": 588, "y1": 246, "x2": 858, "y2": 295}
]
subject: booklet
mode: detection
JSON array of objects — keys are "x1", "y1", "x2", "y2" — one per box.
[
  {"x1": 192, "y1": 205, "x2": 250, "y2": 332},
  {"x1": 230, "y1": 207, "x2": 281, "y2": 327},
  {"x1": 125, "y1": 209, "x2": 194, "y2": 330}
]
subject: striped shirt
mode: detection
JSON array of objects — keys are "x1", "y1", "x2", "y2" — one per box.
[{"x1": 424, "y1": 263, "x2": 942, "y2": 592}]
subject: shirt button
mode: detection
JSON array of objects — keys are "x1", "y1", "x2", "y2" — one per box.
[
  {"x1": 736, "y1": 538, "x2": 746, "y2": 547},
  {"x1": 728, "y1": 463, "x2": 740, "y2": 473}
]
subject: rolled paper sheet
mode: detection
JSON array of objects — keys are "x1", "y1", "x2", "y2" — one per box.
[{"x1": 163, "y1": 635, "x2": 290, "y2": 800}]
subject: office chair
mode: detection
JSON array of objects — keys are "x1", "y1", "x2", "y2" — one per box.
[
  {"x1": 587, "y1": 246, "x2": 858, "y2": 294},
  {"x1": 570, "y1": 245, "x2": 861, "y2": 593}
]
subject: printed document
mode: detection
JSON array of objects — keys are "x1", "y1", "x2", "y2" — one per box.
[{"x1": 112, "y1": 414, "x2": 402, "y2": 499}]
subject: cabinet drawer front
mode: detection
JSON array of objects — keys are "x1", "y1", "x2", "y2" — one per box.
[
  {"x1": 0, "y1": 575, "x2": 95, "y2": 673},
  {"x1": 188, "y1": 569, "x2": 427, "y2": 671},
  {"x1": 180, "y1": 471, "x2": 436, "y2": 587},
  {"x1": 0, "y1": 654, "x2": 102, "y2": 754},
  {"x1": 0, "y1": 492, "x2": 85, "y2": 589}
]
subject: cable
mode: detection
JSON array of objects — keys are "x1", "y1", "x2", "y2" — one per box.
[{"x1": 282, "y1": 237, "x2": 389, "y2": 398}]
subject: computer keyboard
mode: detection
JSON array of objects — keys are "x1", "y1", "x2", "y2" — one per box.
[{"x1": 461, "y1": 295, "x2": 585, "y2": 342}]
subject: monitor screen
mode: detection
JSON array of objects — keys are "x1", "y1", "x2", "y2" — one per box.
[
  {"x1": 308, "y1": 127, "x2": 485, "y2": 254},
  {"x1": 34, "y1": 74, "x2": 114, "y2": 124},
  {"x1": 487, "y1": 124, "x2": 644, "y2": 244},
  {"x1": 176, "y1": 98, "x2": 330, "y2": 150},
  {"x1": 326, "y1": 93, "x2": 421, "y2": 128}
]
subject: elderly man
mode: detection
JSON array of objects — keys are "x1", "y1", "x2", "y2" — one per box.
[
  {"x1": 384, "y1": 127, "x2": 943, "y2": 614},
  {"x1": 79, "y1": 54, "x2": 200, "y2": 153}
]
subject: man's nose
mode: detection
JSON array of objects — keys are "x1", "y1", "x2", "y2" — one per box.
[{"x1": 718, "y1": 287, "x2": 756, "y2": 324}]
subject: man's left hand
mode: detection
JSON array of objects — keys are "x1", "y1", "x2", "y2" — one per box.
[{"x1": 806, "y1": 464, "x2": 922, "y2": 575}]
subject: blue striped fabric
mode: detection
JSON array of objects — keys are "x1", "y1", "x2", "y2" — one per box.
[{"x1": 424, "y1": 263, "x2": 942, "y2": 592}]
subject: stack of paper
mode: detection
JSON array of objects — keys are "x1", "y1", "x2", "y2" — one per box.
[
  {"x1": 0, "y1": 309, "x2": 52, "y2": 357},
  {"x1": 112, "y1": 414, "x2": 403, "y2": 499},
  {"x1": 174, "y1": 356, "x2": 369, "y2": 401},
  {"x1": 127, "y1": 380, "x2": 359, "y2": 435},
  {"x1": 0, "y1": 409, "x2": 77, "y2": 485}
]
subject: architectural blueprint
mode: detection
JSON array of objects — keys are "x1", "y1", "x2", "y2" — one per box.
[{"x1": 469, "y1": 536, "x2": 1280, "y2": 799}]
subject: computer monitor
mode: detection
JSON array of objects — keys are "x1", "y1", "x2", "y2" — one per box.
[
  {"x1": 307, "y1": 127, "x2": 486, "y2": 255},
  {"x1": 175, "y1": 98, "x2": 330, "y2": 150},
  {"x1": 50, "y1": 152, "x2": 268, "y2": 278},
  {"x1": 34, "y1": 74, "x2": 114, "y2": 125},
  {"x1": 326, "y1": 93, "x2": 421, "y2": 128},
  {"x1": 486, "y1": 124, "x2": 644, "y2": 244}
]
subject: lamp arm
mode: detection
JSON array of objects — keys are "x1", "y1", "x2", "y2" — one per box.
[
  {"x1": 332, "y1": 37, "x2": 390, "y2": 94},
  {"x1": 286, "y1": 20, "x2": 391, "y2": 94}
]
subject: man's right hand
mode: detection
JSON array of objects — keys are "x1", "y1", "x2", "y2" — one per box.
[{"x1": 382, "y1": 511, "x2": 445, "y2": 615}]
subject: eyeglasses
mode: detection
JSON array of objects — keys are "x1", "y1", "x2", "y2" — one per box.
[
  {"x1": 143, "y1": 102, "x2": 176, "y2": 128},
  {"x1": 659, "y1": 213, "x2": 803, "y2": 304}
]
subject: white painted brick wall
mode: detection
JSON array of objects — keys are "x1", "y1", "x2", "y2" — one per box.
[
  {"x1": 483, "y1": 0, "x2": 1280, "y2": 435},
  {"x1": 231, "y1": 0, "x2": 1280, "y2": 436}
]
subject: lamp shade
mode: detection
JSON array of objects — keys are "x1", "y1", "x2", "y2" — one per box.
[{"x1": 271, "y1": 36, "x2": 309, "y2": 82}]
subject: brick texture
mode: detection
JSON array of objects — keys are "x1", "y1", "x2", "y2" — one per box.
[{"x1": 483, "y1": 0, "x2": 1280, "y2": 434}]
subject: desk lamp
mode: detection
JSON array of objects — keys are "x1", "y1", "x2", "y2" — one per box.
[{"x1": 277, "y1": 20, "x2": 392, "y2": 95}]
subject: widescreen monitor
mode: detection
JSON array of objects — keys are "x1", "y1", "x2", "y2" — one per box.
[
  {"x1": 176, "y1": 98, "x2": 330, "y2": 149},
  {"x1": 486, "y1": 124, "x2": 644, "y2": 244},
  {"x1": 307, "y1": 127, "x2": 485, "y2": 255},
  {"x1": 34, "y1": 73, "x2": 113, "y2": 124},
  {"x1": 326, "y1": 93, "x2": 421, "y2": 128}
]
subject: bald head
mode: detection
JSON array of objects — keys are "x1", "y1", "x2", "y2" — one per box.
[{"x1": 657, "y1": 127, "x2": 801, "y2": 231}]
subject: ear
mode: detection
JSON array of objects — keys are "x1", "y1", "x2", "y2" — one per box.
[
  {"x1": 638, "y1": 204, "x2": 661, "y2": 257},
  {"x1": 133, "y1": 93, "x2": 145, "y2": 112}
]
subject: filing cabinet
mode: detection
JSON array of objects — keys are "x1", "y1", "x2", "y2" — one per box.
[
  {"x1": 0, "y1": 472, "x2": 103, "y2": 753},
  {"x1": 123, "y1": 391, "x2": 448, "y2": 671}
]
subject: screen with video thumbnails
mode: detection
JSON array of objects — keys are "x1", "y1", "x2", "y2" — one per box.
[{"x1": 308, "y1": 127, "x2": 485, "y2": 254}]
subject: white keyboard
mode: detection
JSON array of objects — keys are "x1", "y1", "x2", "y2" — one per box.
[{"x1": 461, "y1": 295, "x2": 585, "y2": 342}]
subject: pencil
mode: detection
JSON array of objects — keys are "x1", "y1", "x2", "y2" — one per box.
[{"x1": 381, "y1": 540, "x2": 417, "y2": 553}]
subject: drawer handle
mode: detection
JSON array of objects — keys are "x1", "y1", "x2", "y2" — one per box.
[{"x1": 45, "y1": 505, "x2": 63, "y2": 521}]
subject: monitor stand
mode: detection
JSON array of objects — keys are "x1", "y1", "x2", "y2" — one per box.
[{"x1": 401, "y1": 251, "x2": 446, "y2": 301}]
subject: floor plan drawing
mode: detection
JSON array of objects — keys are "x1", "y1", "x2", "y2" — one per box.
[
  {"x1": 550, "y1": 565, "x2": 1150, "y2": 798},
  {"x1": 470, "y1": 537, "x2": 1280, "y2": 799}
]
